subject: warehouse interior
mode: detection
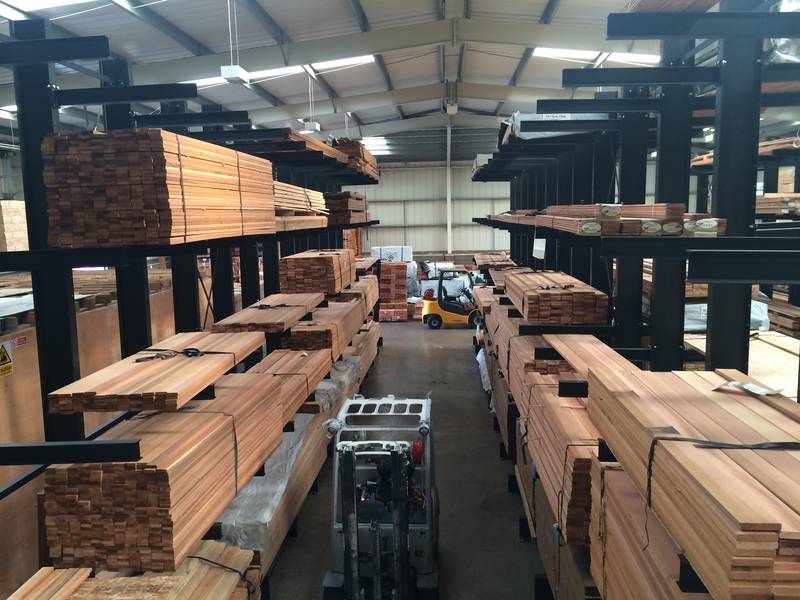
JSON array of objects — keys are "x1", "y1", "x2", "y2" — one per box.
[{"x1": 1, "y1": 0, "x2": 800, "y2": 599}]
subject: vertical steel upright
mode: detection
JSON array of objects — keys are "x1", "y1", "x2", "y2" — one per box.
[
  {"x1": 571, "y1": 143, "x2": 594, "y2": 283},
  {"x1": 556, "y1": 153, "x2": 573, "y2": 274},
  {"x1": 12, "y1": 19, "x2": 85, "y2": 440},
  {"x1": 650, "y1": 38, "x2": 694, "y2": 371},
  {"x1": 591, "y1": 131, "x2": 617, "y2": 294},
  {"x1": 101, "y1": 57, "x2": 153, "y2": 358},
  {"x1": 706, "y1": 0, "x2": 763, "y2": 371}
]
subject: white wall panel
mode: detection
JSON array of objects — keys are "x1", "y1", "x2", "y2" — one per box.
[{"x1": 346, "y1": 164, "x2": 510, "y2": 254}]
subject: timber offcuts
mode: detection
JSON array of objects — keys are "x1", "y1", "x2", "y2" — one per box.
[
  {"x1": 44, "y1": 373, "x2": 288, "y2": 572},
  {"x1": 247, "y1": 349, "x2": 331, "y2": 421},
  {"x1": 379, "y1": 261, "x2": 408, "y2": 322},
  {"x1": 323, "y1": 191, "x2": 368, "y2": 225},
  {"x1": 274, "y1": 181, "x2": 328, "y2": 215},
  {"x1": 212, "y1": 292, "x2": 325, "y2": 334},
  {"x1": 42, "y1": 129, "x2": 275, "y2": 247},
  {"x1": 473, "y1": 252, "x2": 516, "y2": 269},
  {"x1": 283, "y1": 300, "x2": 365, "y2": 361},
  {"x1": 331, "y1": 138, "x2": 380, "y2": 181},
  {"x1": 279, "y1": 249, "x2": 356, "y2": 295},
  {"x1": 587, "y1": 364, "x2": 800, "y2": 600},
  {"x1": 589, "y1": 458, "x2": 711, "y2": 600},
  {"x1": 11, "y1": 541, "x2": 257, "y2": 599},
  {"x1": 47, "y1": 331, "x2": 264, "y2": 413},
  {"x1": 504, "y1": 271, "x2": 608, "y2": 324}
]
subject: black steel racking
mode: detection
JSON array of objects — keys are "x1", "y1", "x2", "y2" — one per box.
[{"x1": 0, "y1": 19, "x2": 378, "y2": 501}]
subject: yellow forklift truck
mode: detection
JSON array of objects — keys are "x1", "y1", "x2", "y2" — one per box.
[{"x1": 421, "y1": 269, "x2": 480, "y2": 329}]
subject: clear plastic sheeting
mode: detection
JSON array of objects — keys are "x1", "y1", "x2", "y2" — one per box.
[
  {"x1": 508, "y1": 111, "x2": 607, "y2": 140},
  {"x1": 476, "y1": 348, "x2": 491, "y2": 394},
  {"x1": 683, "y1": 300, "x2": 770, "y2": 333},
  {"x1": 219, "y1": 413, "x2": 315, "y2": 550}
]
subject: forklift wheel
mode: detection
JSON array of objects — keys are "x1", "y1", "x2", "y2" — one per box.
[
  {"x1": 469, "y1": 311, "x2": 482, "y2": 328},
  {"x1": 427, "y1": 315, "x2": 443, "y2": 329}
]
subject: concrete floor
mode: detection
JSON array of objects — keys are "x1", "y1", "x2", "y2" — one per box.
[{"x1": 269, "y1": 322, "x2": 536, "y2": 599}]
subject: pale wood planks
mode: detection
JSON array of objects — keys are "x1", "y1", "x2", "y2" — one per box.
[
  {"x1": 212, "y1": 292, "x2": 324, "y2": 334},
  {"x1": 283, "y1": 300, "x2": 365, "y2": 361},
  {"x1": 48, "y1": 332, "x2": 264, "y2": 413},
  {"x1": 504, "y1": 272, "x2": 608, "y2": 324},
  {"x1": 473, "y1": 252, "x2": 516, "y2": 269},
  {"x1": 323, "y1": 191, "x2": 368, "y2": 225},
  {"x1": 273, "y1": 181, "x2": 327, "y2": 215},
  {"x1": 279, "y1": 249, "x2": 356, "y2": 295},
  {"x1": 331, "y1": 138, "x2": 380, "y2": 181}
]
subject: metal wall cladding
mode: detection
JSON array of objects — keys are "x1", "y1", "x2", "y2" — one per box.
[{"x1": 347, "y1": 165, "x2": 509, "y2": 252}]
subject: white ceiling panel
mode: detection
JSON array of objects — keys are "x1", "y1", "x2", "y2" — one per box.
[
  {"x1": 381, "y1": 48, "x2": 441, "y2": 88},
  {"x1": 258, "y1": 0, "x2": 359, "y2": 41},
  {"x1": 363, "y1": 0, "x2": 439, "y2": 28},
  {"x1": 470, "y1": 0, "x2": 549, "y2": 23},
  {"x1": 462, "y1": 44, "x2": 523, "y2": 86}
]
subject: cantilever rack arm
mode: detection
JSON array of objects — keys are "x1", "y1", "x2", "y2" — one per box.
[
  {"x1": 0, "y1": 35, "x2": 110, "y2": 64},
  {"x1": 607, "y1": 11, "x2": 800, "y2": 39},
  {"x1": 0, "y1": 440, "x2": 141, "y2": 465}
]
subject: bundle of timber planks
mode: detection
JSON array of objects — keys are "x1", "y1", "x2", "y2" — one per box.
[
  {"x1": 488, "y1": 266, "x2": 533, "y2": 292},
  {"x1": 332, "y1": 138, "x2": 380, "y2": 181},
  {"x1": 541, "y1": 204, "x2": 621, "y2": 218},
  {"x1": 48, "y1": 331, "x2": 264, "y2": 413},
  {"x1": 757, "y1": 193, "x2": 800, "y2": 215},
  {"x1": 275, "y1": 214, "x2": 327, "y2": 231},
  {"x1": 532, "y1": 204, "x2": 686, "y2": 236},
  {"x1": 274, "y1": 181, "x2": 327, "y2": 215},
  {"x1": 11, "y1": 541, "x2": 257, "y2": 599},
  {"x1": 247, "y1": 349, "x2": 331, "y2": 421},
  {"x1": 333, "y1": 275, "x2": 379, "y2": 319},
  {"x1": 44, "y1": 373, "x2": 288, "y2": 571},
  {"x1": 473, "y1": 285, "x2": 499, "y2": 314},
  {"x1": 283, "y1": 300, "x2": 364, "y2": 360},
  {"x1": 683, "y1": 213, "x2": 727, "y2": 237},
  {"x1": 323, "y1": 191, "x2": 368, "y2": 225},
  {"x1": 355, "y1": 256, "x2": 379, "y2": 276},
  {"x1": 643, "y1": 258, "x2": 708, "y2": 300},
  {"x1": 473, "y1": 252, "x2": 516, "y2": 270},
  {"x1": 379, "y1": 261, "x2": 409, "y2": 322},
  {"x1": 544, "y1": 333, "x2": 640, "y2": 379},
  {"x1": 768, "y1": 298, "x2": 800, "y2": 337},
  {"x1": 693, "y1": 137, "x2": 800, "y2": 167},
  {"x1": 587, "y1": 365, "x2": 800, "y2": 600},
  {"x1": 279, "y1": 249, "x2": 356, "y2": 295},
  {"x1": 504, "y1": 271, "x2": 608, "y2": 324},
  {"x1": 507, "y1": 335, "x2": 573, "y2": 416},
  {"x1": 484, "y1": 304, "x2": 531, "y2": 376},
  {"x1": 212, "y1": 292, "x2": 324, "y2": 333},
  {"x1": 589, "y1": 458, "x2": 711, "y2": 600},
  {"x1": 43, "y1": 129, "x2": 275, "y2": 247},
  {"x1": 343, "y1": 320, "x2": 382, "y2": 383},
  {"x1": 344, "y1": 227, "x2": 364, "y2": 256}
]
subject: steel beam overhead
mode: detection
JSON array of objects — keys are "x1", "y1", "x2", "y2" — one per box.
[
  {"x1": 135, "y1": 110, "x2": 250, "y2": 127},
  {"x1": 607, "y1": 11, "x2": 800, "y2": 39},
  {"x1": 241, "y1": 0, "x2": 291, "y2": 43},
  {"x1": 563, "y1": 66, "x2": 719, "y2": 87},
  {"x1": 538, "y1": 97, "x2": 659, "y2": 114},
  {"x1": 495, "y1": 46, "x2": 534, "y2": 116},
  {"x1": 55, "y1": 83, "x2": 198, "y2": 106},
  {"x1": 0, "y1": 35, "x2": 110, "y2": 64},
  {"x1": 539, "y1": 0, "x2": 562, "y2": 24}
]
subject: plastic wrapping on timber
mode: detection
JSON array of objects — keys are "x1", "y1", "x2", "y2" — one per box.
[
  {"x1": 476, "y1": 348, "x2": 491, "y2": 393},
  {"x1": 219, "y1": 413, "x2": 315, "y2": 550}
]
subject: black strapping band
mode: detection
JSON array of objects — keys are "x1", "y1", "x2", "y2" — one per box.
[{"x1": 134, "y1": 347, "x2": 237, "y2": 363}]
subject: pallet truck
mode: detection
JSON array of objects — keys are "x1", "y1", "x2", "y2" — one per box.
[{"x1": 323, "y1": 395, "x2": 439, "y2": 600}]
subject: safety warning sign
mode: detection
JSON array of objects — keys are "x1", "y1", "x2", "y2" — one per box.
[{"x1": 0, "y1": 341, "x2": 12, "y2": 377}]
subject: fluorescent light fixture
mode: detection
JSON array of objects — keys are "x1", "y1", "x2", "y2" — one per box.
[
  {"x1": 370, "y1": 150, "x2": 392, "y2": 156},
  {"x1": 0, "y1": 105, "x2": 17, "y2": 112},
  {"x1": 533, "y1": 47, "x2": 600, "y2": 61},
  {"x1": 361, "y1": 136, "x2": 389, "y2": 150},
  {"x1": 180, "y1": 76, "x2": 226, "y2": 88},
  {"x1": 249, "y1": 65, "x2": 304, "y2": 79},
  {"x1": 0, "y1": 109, "x2": 15, "y2": 120},
  {"x1": 607, "y1": 52, "x2": 660, "y2": 64},
  {"x1": 299, "y1": 120, "x2": 321, "y2": 134},
  {"x1": 311, "y1": 55, "x2": 375, "y2": 70}
]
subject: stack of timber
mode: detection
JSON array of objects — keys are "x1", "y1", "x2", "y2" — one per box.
[
  {"x1": 544, "y1": 333, "x2": 639, "y2": 379},
  {"x1": 43, "y1": 373, "x2": 288, "y2": 571},
  {"x1": 279, "y1": 249, "x2": 356, "y2": 295},
  {"x1": 756, "y1": 193, "x2": 800, "y2": 215},
  {"x1": 283, "y1": 300, "x2": 364, "y2": 361},
  {"x1": 379, "y1": 261, "x2": 409, "y2": 322},
  {"x1": 247, "y1": 349, "x2": 331, "y2": 421},
  {"x1": 332, "y1": 138, "x2": 380, "y2": 181},
  {"x1": 267, "y1": 128, "x2": 349, "y2": 164},
  {"x1": 47, "y1": 331, "x2": 264, "y2": 413},
  {"x1": 589, "y1": 458, "x2": 711, "y2": 600},
  {"x1": 323, "y1": 191, "x2": 368, "y2": 225},
  {"x1": 587, "y1": 365, "x2": 800, "y2": 600},
  {"x1": 504, "y1": 271, "x2": 608, "y2": 324},
  {"x1": 768, "y1": 298, "x2": 800, "y2": 337},
  {"x1": 507, "y1": 335, "x2": 572, "y2": 416},
  {"x1": 473, "y1": 285, "x2": 500, "y2": 314},
  {"x1": 355, "y1": 256, "x2": 379, "y2": 276},
  {"x1": 344, "y1": 227, "x2": 365, "y2": 257},
  {"x1": 473, "y1": 252, "x2": 516, "y2": 270},
  {"x1": 213, "y1": 292, "x2": 325, "y2": 334},
  {"x1": 275, "y1": 214, "x2": 327, "y2": 231},
  {"x1": 273, "y1": 181, "x2": 328, "y2": 231},
  {"x1": 343, "y1": 320, "x2": 381, "y2": 383},
  {"x1": 683, "y1": 214, "x2": 727, "y2": 237},
  {"x1": 11, "y1": 541, "x2": 258, "y2": 599},
  {"x1": 43, "y1": 129, "x2": 275, "y2": 247},
  {"x1": 333, "y1": 275, "x2": 379, "y2": 319},
  {"x1": 693, "y1": 137, "x2": 800, "y2": 167},
  {"x1": 488, "y1": 266, "x2": 533, "y2": 292},
  {"x1": 541, "y1": 204, "x2": 622, "y2": 218},
  {"x1": 484, "y1": 304, "x2": 531, "y2": 376}
]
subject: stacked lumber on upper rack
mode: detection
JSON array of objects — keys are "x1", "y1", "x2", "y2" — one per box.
[
  {"x1": 473, "y1": 252, "x2": 516, "y2": 270},
  {"x1": 324, "y1": 191, "x2": 368, "y2": 224},
  {"x1": 332, "y1": 138, "x2": 380, "y2": 181},
  {"x1": 504, "y1": 271, "x2": 608, "y2": 324},
  {"x1": 767, "y1": 298, "x2": 800, "y2": 337},
  {"x1": 212, "y1": 292, "x2": 325, "y2": 333},
  {"x1": 43, "y1": 129, "x2": 275, "y2": 247},
  {"x1": 283, "y1": 300, "x2": 365, "y2": 360},
  {"x1": 488, "y1": 266, "x2": 533, "y2": 292},
  {"x1": 587, "y1": 364, "x2": 800, "y2": 600},
  {"x1": 47, "y1": 331, "x2": 264, "y2": 413},
  {"x1": 11, "y1": 541, "x2": 257, "y2": 599},
  {"x1": 643, "y1": 258, "x2": 708, "y2": 300},
  {"x1": 589, "y1": 458, "x2": 712, "y2": 600},
  {"x1": 379, "y1": 261, "x2": 408, "y2": 322},
  {"x1": 43, "y1": 372, "x2": 289, "y2": 571},
  {"x1": 756, "y1": 193, "x2": 800, "y2": 215},
  {"x1": 683, "y1": 213, "x2": 727, "y2": 237},
  {"x1": 693, "y1": 137, "x2": 800, "y2": 167},
  {"x1": 275, "y1": 214, "x2": 327, "y2": 231},
  {"x1": 507, "y1": 335, "x2": 572, "y2": 415},
  {"x1": 274, "y1": 181, "x2": 328, "y2": 231},
  {"x1": 279, "y1": 249, "x2": 356, "y2": 295}
]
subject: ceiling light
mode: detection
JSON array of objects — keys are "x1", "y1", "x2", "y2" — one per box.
[
  {"x1": 299, "y1": 119, "x2": 321, "y2": 134},
  {"x1": 311, "y1": 55, "x2": 375, "y2": 71},
  {"x1": 533, "y1": 47, "x2": 600, "y2": 61},
  {"x1": 220, "y1": 65, "x2": 250, "y2": 84},
  {"x1": 607, "y1": 52, "x2": 660, "y2": 64},
  {"x1": 180, "y1": 76, "x2": 226, "y2": 88},
  {"x1": 0, "y1": 105, "x2": 17, "y2": 112},
  {"x1": 0, "y1": 109, "x2": 15, "y2": 120},
  {"x1": 249, "y1": 65, "x2": 304, "y2": 79},
  {"x1": 370, "y1": 150, "x2": 392, "y2": 156}
]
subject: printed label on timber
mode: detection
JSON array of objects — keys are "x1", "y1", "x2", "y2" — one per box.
[{"x1": 0, "y1": 341, "x2": 12, "y2": 377}]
